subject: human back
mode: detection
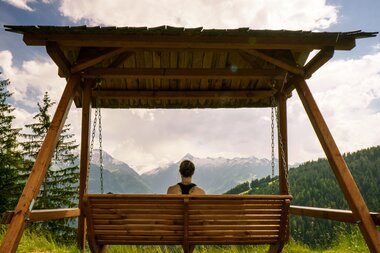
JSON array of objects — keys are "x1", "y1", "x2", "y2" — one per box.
[{"x1": 167, "y1": 160, "x2": 205, "y2": 195}]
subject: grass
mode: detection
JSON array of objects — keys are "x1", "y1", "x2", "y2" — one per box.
[{"x1": 0, "y1": 225, "x2": 372, "y2": 253}]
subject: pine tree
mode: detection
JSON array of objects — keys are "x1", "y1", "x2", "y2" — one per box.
[
  {"x1": 0, "y1": 78, "x2": 24, "y2": 213},
  {"x1": 20, "y1": 91, "x2": 79, "y2": 241}
]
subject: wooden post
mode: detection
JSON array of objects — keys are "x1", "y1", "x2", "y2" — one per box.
[
  {"x1": 77, "y1": 80, "x2": 92, "y2": 249},
  {"x1": 0, "y1": 74, "x2": 81, "y2": 253},
  {"x1": 277, "y1": 92, "x2": 289, "y2": 195},
  {"x1": 294, "y1": 76, "x2": 380, "y2": 253}
]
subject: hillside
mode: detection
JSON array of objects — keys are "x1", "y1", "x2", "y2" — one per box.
[{"x1": 225, "y1": 145, "x2": 380, "y2": 248}]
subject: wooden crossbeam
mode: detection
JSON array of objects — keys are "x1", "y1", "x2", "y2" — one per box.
[
  {"x1": 71, "y1": 48, "x2": 130, "y2": 73},
  {"x1": 303, "y1": 47, "x2": 334, "y2": 79},
  {"x1": 2, "y1": 209, "x2": 80, "y2": 224},
  {"x1": 290, "y1": 205, "x2": 380, "y2": 225},
  {"x1": 46, "y1": 42, "x2": 71, "y2": 77},
  {"x1": 92, "y1": 90, "x2": 274, "y2": 99},
  {"x1": 245, "y1": 49, "x2": 304, "y2": 75},
  {"x1": 83, "y1": 68, "x2": 286, "y2": 80},
  {"x1": 23, "y1": 33, "x2": 357, "y2": 50}
]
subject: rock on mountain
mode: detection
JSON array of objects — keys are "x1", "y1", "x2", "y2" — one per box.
[{"x1": 142, "y1": 153, "x2": 276, "y2": 194}]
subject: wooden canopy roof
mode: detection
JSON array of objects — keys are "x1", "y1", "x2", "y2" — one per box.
[{"x1": 5, "y1": 25, "x2": 377, "y2": 109}]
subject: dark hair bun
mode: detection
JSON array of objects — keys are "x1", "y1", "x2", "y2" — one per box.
[{"x1": 179, "y1": 160, "x2": 195, "y2": 177}]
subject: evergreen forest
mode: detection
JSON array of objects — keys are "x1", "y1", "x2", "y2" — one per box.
[{"x1": 225, "y1": 146, "x2": 380, "y2": 248}]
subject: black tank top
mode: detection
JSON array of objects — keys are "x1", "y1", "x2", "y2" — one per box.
[{"x1": 178, "y1": 183, "x2": 196, "y2": 194}]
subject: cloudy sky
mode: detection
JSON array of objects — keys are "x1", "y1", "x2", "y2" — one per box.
[{"x1": 0, "y1": 0, "x2": 379, "y2": 173}]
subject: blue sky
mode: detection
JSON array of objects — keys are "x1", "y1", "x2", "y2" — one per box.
[{"x1": 0, "y1": 0, "x2": 379, "y2": 173}]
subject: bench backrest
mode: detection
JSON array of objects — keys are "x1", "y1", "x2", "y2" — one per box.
[{"x1": 83, "y1": 194, "x2": 291, "y2": 248}]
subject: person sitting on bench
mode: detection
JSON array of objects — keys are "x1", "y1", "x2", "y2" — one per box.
[{"x1": 167, "y1": 160, "x2": 206, "y2": 195}]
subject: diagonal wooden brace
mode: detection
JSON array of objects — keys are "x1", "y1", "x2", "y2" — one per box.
[{"x1": 0, "y1": 74, "x2": 81, "y2": 253}]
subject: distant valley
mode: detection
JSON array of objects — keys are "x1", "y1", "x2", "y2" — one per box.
[{"x1": 88, "y1": 150, "x2": 278, "y2": 194}]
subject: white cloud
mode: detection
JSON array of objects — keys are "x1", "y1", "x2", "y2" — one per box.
[
  {"x1": 2, "y1": 0, "x2": 35, "y2": 11},
  {"x1": 59, "y1": 0, "x2": 337, "y2": 30},
  {"x1": 287, "y1": 52, "x2": 380, "y2": 163},
  {"x1": 0, "y1": 50, "x2": 65, "y2": 108}
]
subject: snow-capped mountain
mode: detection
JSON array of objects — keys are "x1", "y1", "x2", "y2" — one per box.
[
  {"x1": 87, "y1": 150, "x2": 278, "y2": 194},
  {"x1": 88, "y1": 149, "x2": 152, "y2": 193},
  {"x1": 142, "y1": 154, "x2": 277, "y2": 194}
]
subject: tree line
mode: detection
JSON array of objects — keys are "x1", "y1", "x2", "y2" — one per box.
[
  {"x1": 0, "y1": 78, "x2": 79, "y2": 241},
  {"x1": 225, "y1": 146, "x2": 380, "y2": 248}
]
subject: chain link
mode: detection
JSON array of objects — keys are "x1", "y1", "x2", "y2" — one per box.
[
  {"x1": 269, "y1": 80, "x2": 290, "y2": 195},
  {"x1": 98, "y1": 107, "x2": 104, "y2": 194},
  {"x1": 87, "y1": 105, "x2": 98, "y2": 193},
  {"x1": 275, "y1": 106, "x2": 291, "y2": 195},
  {"x1": 270, "y1": 107, "x2": 275, "y2": 193}
]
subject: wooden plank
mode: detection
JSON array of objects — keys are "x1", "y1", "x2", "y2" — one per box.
[
  {"x1": 189, "y1": 217, "x2": 280, "y2": 226},
  {"x1": 92, "y1": 214, "x2": 184, "y2": 220},
  {"x1": 303, "y1": 47, "x2": 334, "y2": 79},
  {"x1": 83, "y1": 68, "x2": 286, "y2": 80},
  {"x1": 245, "y1": 49, "x2": 304, "y2": 75},
  {"x1": 92, "y1": 90, "x2": 274, "y2": 100},
  {"x1": 1, "y1": 208, "x2": 80, "y2": 224},
  {"x1": 0, "y1": 74, "x2": 80, "y2": 253},
  {"x1": 23, "y1": 32, "x2": 357, "y2": 50},
  {"x1": 94, "y1": 219, "x2": 184, "y2": 225},
  {"x1": 91, "y1": 208, "x2": 184, "y2": 215},
  {"x1": 77, "y1": 80, "x2": 92, "y2": 249},
  {"x1": 95, "y1": 230, "x2": 184, "y2": 236},
  {"x1": 189, "y1": 209, "x2": 283, "y2": 215},
  {"x1": 71, "y1": 47, "x2": 130, "y2": 73},
  {"x1": 189, "y1": 225, "x2": 280, "y2": 231},
  {"x1": 188, "y1": 204, "x2": 283, "y2": 210},
  {"x1": 91, "y1": 203, "x2": 183, "y2": 209},
  {"x1": 45, "y1": 41, "x2": 71, "y2": 77},
  {"x1": 294, "y1": 76, "x2": 380, "y2": 253},
  {"x1": 190, "y1": 214, "x2": 281, "y2": 220},
  {"x1": 93, "y1": 224, "x2": 183, "y2": 230}
]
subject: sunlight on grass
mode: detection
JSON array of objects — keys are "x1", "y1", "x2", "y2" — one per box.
[{"x1": 0, "y1": 225, "x2": 374, "y2": 253}]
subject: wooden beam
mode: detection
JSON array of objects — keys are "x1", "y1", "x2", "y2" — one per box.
[
  {"x1": 108, "y1": 52, "x2": 133, "y2": 68},
  {"x1": 294, "y1": 76, "x2": 380, "y2": 253},
  {"x1": 303, "y1": 47, "x2": 334, "y2": 79},
  {"x1": 2, "y1": 208, "x2": 80, "y2": 224},
  {"x1": 46, "y1": 41, "x2": 71, "y2": 77},
  {"x1": 71, "y1": 48, "x2": 130, "y2": 73},
  {"x1": 92, "y1": 89, "x2": 274, "y2": 99},
  {"x1": 245, "y1": 49, "x2": 304, "y2": 75},
  {"x1": 277, "y1": 92, "x2": 289, "y2": 196},
  {"x1": 83, "y1": 68, "x2": 286, "y2": 80},
  {"x1": 0, "y1": 74, "x2": 80, "y2": 253},
  {"x1": 77, "y1": 80, "x2": 92, "y2": 249},
  {"x1": 290, "y1": 205, "x2": 380, "y2": 225},
  {"x1": 23, "y1": 32, "x2": 357, "y2": 50}
]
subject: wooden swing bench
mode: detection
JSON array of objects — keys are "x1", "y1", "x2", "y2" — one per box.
[{"x1": 83, "y1": 194, "x2": 292, "y2": 253}]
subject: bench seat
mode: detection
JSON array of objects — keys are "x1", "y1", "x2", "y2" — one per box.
[{"x1": 83, "y1": 194, "x2": 292, "y2": 253}]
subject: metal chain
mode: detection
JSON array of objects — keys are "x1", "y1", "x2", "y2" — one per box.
[
  {"x1": 87, "y1": 106, "x2": 98, "y2": 193},
  {"x1": 271, "y1": 105, "x2": 275, "y2": 194},
  {"x1": 98, "y1": 106, "x2": 104, "y2": 194},
  {"x1": 275, "y1": 106, "x2": 291, "y2": 194}
]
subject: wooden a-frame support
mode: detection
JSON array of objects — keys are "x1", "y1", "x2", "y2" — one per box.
[
  {"x1": 294, "y1": 76, "x2": 380, "y2": 253},
  {"x1": 0, "y1": 75, "x2": 81, "y2": 253}
]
